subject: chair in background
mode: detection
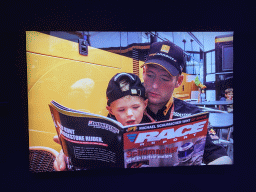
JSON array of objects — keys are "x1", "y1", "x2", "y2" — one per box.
[
  {"x1": 29, "y1": 146, "x2": 59, "y2": 173},
  {"x1": 213, "y1": 125, "x2": 233, "y2": 157},
  {"x1": 208, "y1": 112, "x2": 233, "y2": 159},
  {"x1": 191, "y1": 91, "x2": 199, "y2": 100}
]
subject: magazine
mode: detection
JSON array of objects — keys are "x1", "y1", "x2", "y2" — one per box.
[{"x1": 49, "y1": 100, "x2": 209, "y2": 170}]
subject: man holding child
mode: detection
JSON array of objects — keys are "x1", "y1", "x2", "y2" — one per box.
[{"x1": 54, "y1": 41, "x2": 232, "y2": 171}]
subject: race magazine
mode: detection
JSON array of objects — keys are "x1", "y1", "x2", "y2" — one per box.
[{"x1": 49, "y1": 100, "x2": 209, "y2": 170}]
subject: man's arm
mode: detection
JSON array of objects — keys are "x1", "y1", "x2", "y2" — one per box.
[
  {"x1": 203, "y1": 134, "x2": 233, "y2": 165},
  {"x1": 208, "y1": 156, "x2": 232, "y2": 165},
  {"x1": 53, "y1": 135, "x2": 67, "y2": 171},
  {"x1": 203, "y1": 122, "x2": 233, "y2": 165}
]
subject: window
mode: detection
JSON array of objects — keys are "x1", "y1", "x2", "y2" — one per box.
[
  {"x1": 185, "y1": 52, "x2": 201, "y2": 75},
  {"x1": 222, "y1": 45, "x2": 233, "y2": 71},
  {"x1": 206, "y1": 50, "x2": 216, "y2": 82}
]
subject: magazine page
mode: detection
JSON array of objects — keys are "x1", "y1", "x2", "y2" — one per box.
[
  {"x1": 123, "y1": 112, "x2": 209, "y2": 168},
  {"x1": 49, "y1": 100, "x2": 124, "y2": 170},
  {"x1": 50, "y1": 100, "x2": 124, "y2": 127}
]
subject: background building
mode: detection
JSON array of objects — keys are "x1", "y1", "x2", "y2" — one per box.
[{"x1": 43, "y1": 31, "x2": 233, "y2": 101}]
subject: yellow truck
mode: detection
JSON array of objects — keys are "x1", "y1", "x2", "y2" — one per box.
[{"x1": 27, "y1": 31, "x2": 197, "y2": 171}]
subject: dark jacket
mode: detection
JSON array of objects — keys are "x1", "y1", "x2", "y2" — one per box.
[
  {"x1": 107, "y1": 97, "x2": 228, "y2": 164},
  {"x1": 142, "y1": 97, "x2": 228, "y2": 164}
]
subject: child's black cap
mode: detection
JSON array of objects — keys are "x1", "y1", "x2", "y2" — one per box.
[{"x1": 106, "y1": 73, "x2": 146, "y2": 106}]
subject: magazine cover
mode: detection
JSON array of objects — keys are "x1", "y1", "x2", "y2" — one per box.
[
  {"x1": 49, "y1": 100, "x2": 209, "y2": 170},
  {"x1": 123, "y1": 113, "x2": 209, "y2": 168}
]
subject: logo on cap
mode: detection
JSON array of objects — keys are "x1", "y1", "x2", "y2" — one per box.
[
  {"x1": 131, "y1": 89, "x2": 137, "y2": 94},
  {"x1": 160, "y1": 45, "x2": 170, "y2": 53},
  {"x1": 119, "y1": 79, "x2": 130, "y2": 92}
]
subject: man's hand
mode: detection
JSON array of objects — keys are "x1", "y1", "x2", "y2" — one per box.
[
  {"x1": 130, "y1": 162, "x2": 143, "y2": 168},
  {"x1": 53, "y1": 135, "x2": 67, "y2": 171}
]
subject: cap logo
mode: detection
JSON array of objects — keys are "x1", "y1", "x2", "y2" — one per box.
[
  {"x1": 119, "y1": 79, "x2": 130, "y2": 92},
  {"x1": 150, "y1": 52, "x2": 177, "y2": 62},
  {"x1": 161, "y1": 45, "x2": 170, "y2": 53},
  {"x1": 131, "y1": 89, "x2": 137, "y2": 95}
]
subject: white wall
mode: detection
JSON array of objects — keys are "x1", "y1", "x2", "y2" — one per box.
[{"x1": 206, "y1": 90, "x2": 216, "y2": 101}]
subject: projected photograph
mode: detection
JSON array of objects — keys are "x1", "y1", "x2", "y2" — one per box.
[{"x1": 27, "y1": 31, "x2": 233, "y2": 173}]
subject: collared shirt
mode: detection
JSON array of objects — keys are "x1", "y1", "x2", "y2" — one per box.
[
  {"x1": 141, "y1": 97, "x2": 228, "y2": 164},
  {"x1": 141, "y1": 97, "x2": 202, "y2": 123}
]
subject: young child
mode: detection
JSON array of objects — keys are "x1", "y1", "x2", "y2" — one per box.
[
  {"x1": 219, "y1": 88, "x2": 233, "y2": 111},
  {"x1": 106, "y1": 73, "x2": 148, "y2": 126},
  {"x1": 224, "y1": 88, "x2": 233, "y2": 101}
]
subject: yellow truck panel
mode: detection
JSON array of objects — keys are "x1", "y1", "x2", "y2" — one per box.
[
  {"x1": 29, "y1": 130, "x2": 62, "y2": 152},
  {"x1": 27, "y1": 31, "x2": 133, "y2": 150},
  {"x1": 173, "y1": 73, "x2": 197, "y2": 100},
  {"x1": 26, "y1": 31, "x2": 125, "y2": 69}
]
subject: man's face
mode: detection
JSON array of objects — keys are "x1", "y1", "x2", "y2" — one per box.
[{"x1": 143, "y1": 64, "x2": 183, "y2": 107}]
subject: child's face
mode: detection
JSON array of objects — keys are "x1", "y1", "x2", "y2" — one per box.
[
  {"x1": 225, "y1": 92, "x2": 233, "y2": 100},
  {"x1": 107, "y1": 96, "x2": 148, "y2": 126}
]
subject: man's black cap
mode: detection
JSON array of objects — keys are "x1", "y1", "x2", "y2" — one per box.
[
  {"x1": 143, "y1": 41, "x2": 186, "y2": 76},
  {"x1": 106, "y1": 73, "x2": 146, "y2": 106}
]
